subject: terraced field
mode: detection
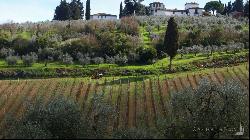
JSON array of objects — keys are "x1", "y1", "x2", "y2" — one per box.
[{"x1": 0, "y1": 65, "x2": 249, "y2": 133}]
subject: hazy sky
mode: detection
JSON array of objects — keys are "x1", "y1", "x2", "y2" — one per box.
[{"x1": 0, "y1": 0, "x2": 247, "y2": 23}]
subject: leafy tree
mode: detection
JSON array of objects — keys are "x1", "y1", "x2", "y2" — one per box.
[
  {"x1": 233, "y1": 0, "x2": 244, "y2": 12},
  {"x1": 0, "y1": 48, "x2": 15, "y2": 58},
  {"x1": 70, "y1": 0, "x2": 84, "y2": 20},
  {"x1": 134, "y1": 2, "x2": 147, "y2": 16},
  {"x1": 164, "y1": 17, "x2": 179, "y2": 71},
  {"x1": 77, "y1": 52, "x2": 91, "y2": 67},
  {"x1": 38, "y1": 48, "x2": 55, "y2": 67},
  {"x1": 85, "y1": 0, "x2": 91, "y2": 20},
  {"x1": 204, "y1": 1, "x2": 224, "y2": 14},
  {"x1": 2, "y1": 95, "x2": 87, "y2": 139},
  {"x1": 54, "y1": 0, "x2": 72, "y2": 21},
  {"x1": 123, "y1": 0, "x2": 135, "y2": 16},
  {"x1": 92, "y1": 57, "x2": 104, "y2": 65},
  {"x1": 137, "y1": 47, "x2": 157, "y2": 64},
  {"x1": 114, "y1": 54, "x2": 128, "y2": 66},
  {"x1": 60, "y1": 53, "x2": 73, "y2": 66},
  {"x1": 123, "y1": 0, "x2": 146, "y2": 16},
  {"x1": 161, "y1": 79, "x2": 249, "y2": 139},
  {"x1": 5, "y1": 55, "x2": 19, "y2": 66},
  {"x1": 22, "y1": 52, "x2": 38, "y2": 67}
]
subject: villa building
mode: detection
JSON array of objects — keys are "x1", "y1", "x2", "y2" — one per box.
[
  {"x1": 149, "y1": 2, "x2": 204, "y2": 16},
  {"x1": 90, "y1": 13, "x2": 117, "y2": 20}
]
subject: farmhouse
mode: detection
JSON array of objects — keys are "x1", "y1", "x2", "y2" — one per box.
[
  {"x1": 149, "y1": 2, "x2": 204, "y2": 16},
  {"x1": 90, "y1": 13, "x2": 117, "y2": 20}
]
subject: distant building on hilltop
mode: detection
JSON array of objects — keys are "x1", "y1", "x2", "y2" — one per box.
[
  {"x1": 90, "y1": 13, "x2": 117, "y2": 20},
  {"x1": 149, "y1": 2, "x2": 204, "y2": 16}
]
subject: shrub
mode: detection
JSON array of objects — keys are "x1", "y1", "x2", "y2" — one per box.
[
  {"x1": 2, "y1": 95, "x2": 86, "y2": 139},
  {"x1": 60, "y1": 53, "x2": 73, "y2": 66},
  {"x1": 92, "y1": 57, "x2": 104, "y2": 65},
  {"x1": 114, "y1": 54, "x2": 128, "y2": 66},
  {"x1": 5, "y1": 55, "x2": 19, "y2": 66},
  {"x1": 105, "y1": 55, "x2": 116, "y2": 64},
  {"x1": 22, "y1": 52, "x2": 38, "y2": 67},
  {"x1": 77, "y1": 53, "x2": 91, "y2": 67},
  {"x1": 160, "y1": 79, "x2": 249, "y2": 139},
  {"x1": 137, "y1": 47, "x2": 157, "y2": 64},
  {"x1": 119, "y1": 17, "x2": 140, "y2": 36},
  {"x1": 0, "y1": 48, "x2": 15, "y2": 58}
]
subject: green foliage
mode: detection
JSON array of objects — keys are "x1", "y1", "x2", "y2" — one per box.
[
  {"x1": 113, "y1": 128, "x2": 161, "y2": 139},
  {"x1": 2, "y1": 95, "x2": 86, "y2": 139},
  {"x1": 54, "y1": 0, "x2": 72, "y2": 20},
  {"x1": 161, "y1": 79, "x2": 249, "y2": 139},
  {"x1": 70, "y1": 0, "x2": 84, "y2": 20},
  {"x1": 137, "y1": 47, "x2": 157, "y2": 64},
  {"x1": 204, "y1": 1, "x2": 224, "y2": 14},
  {"x1": 60, "y1": 53, "x2": 73, "y2": 66},
  {"x1": 22, "y1": 52, "x2": 38, "y2": 67},
  {"x1": 5, "y1": 55, "x2": 19, "y2": 66},
  {"x1": 233, "y1": 0, "x2": 244, "y2": 12},
  {"x1": 244, "y1": 1, "x2": 249, "y2": 17},
  {"x1": 164, "y1": 17, "x2": 179, "y2": 70},
  {"x1": 85, "y1": 0, "x2": 91, "y2": 20}
]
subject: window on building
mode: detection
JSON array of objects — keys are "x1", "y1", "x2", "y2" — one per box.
[{"x1": 155, "y1": 10, "x2": 157, "y2": 13}]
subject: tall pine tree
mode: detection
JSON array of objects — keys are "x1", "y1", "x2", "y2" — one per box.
[
  {"x1": 85, "y1": 0, "x2": 91, "y2": 20},
  {"x1": 164, "y1": 17, "x2": 179, "y2": 71}
]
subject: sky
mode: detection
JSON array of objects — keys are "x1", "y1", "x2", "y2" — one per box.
[{"x1": 0, "y1": 0, "x2": 247, "y2": 23}]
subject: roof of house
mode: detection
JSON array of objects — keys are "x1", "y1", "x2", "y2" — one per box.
[
  {"x1": 185, "y1": 2, "x2": 199, "y2": 5},
  {"x1": 150, "y1": 2, "x2": 164, "y2": 5},
  {"x1": 91, "y1": 13, "x2": 117, "y2": 17}
]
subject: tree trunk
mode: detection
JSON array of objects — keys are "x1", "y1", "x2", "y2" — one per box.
[
  {"x1": 45, "y1": 60, "x2": 48, "y2": 67},
  {"x1": 169, "y1": 57, "x2": 172, "y2": 71}
]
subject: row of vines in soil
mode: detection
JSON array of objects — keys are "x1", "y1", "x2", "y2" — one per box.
[{"x1": 0, "y1": 66, "x2": 249, "y2": 133}]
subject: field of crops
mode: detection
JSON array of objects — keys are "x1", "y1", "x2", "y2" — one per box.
[{"x1": 0, "y1": 65, "x2": 249, "y2": 134}]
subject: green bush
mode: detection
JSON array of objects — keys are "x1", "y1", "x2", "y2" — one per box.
[
  {"x1": 159, "y1": 79, "x2": 249, "y2": 139},
  {"x1": 137, "y1": 47, "x2": 157, "y2": 64}
]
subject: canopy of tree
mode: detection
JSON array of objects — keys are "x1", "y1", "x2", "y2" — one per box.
[
  {"x1": 204, "y1": 1, "x2": 224, "y2": 14},
  {"x1": 54, "y1": 0, "x2": 84, "y2": 21}
]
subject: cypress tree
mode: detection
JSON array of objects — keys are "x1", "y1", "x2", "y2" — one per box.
[
  {"x1": 244, "y1": 1, "x2": 249, "y2": 17},
  {"x1": 85, "y1": 0, "x2": 91, "y2": 20},
  {"x1": 164, "y1": 17, "x2": 179, "y2": 71},
  {"x1": 119, "y1": 2, "x2": 123, "y2": 19},
  {"x1": 227, "y1": 1, "x2": 233, "y2": 14}
]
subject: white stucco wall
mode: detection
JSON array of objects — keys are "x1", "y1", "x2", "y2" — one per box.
[
  {"x1": 90, "y1": 15, "x2": 117, "y2": 20},
  {"x1": 188, "y1": 9, "x2": 203, "y2": 16},
  {"x1": 185, "y1": 3, "x2": 199, "y2": 10}
]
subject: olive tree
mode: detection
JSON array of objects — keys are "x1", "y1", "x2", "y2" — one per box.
[
  {"x1": 2, "y1": 95, "x2": 86, "y2": 139},
  {"x1": 60, "y1": 53, "x2": 73, "y2": 66},
  {"x1": 5, "y1": 55, "x2": 19, "y2": 66},
  {"x1": 160, "y1": 79, "x2": 249, "y2": 139},
  {"x1": 22, "y1": 52, "x2": 38, "y2": 67}
]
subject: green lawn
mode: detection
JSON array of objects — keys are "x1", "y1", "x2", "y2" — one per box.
[{"x1": 0, "y1": 51, "x2": 248, "y2": 71}]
